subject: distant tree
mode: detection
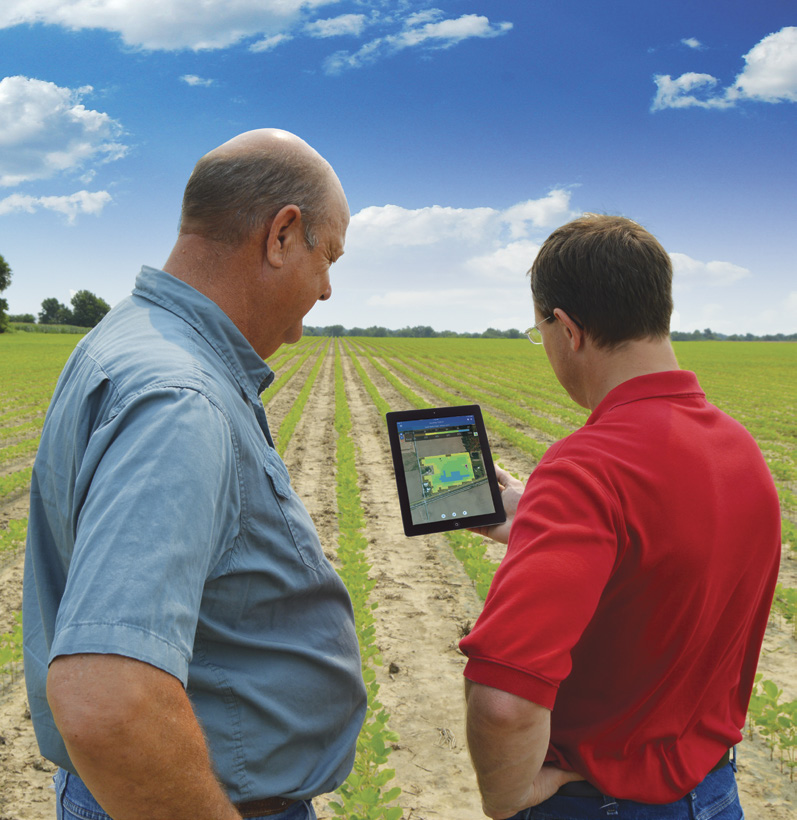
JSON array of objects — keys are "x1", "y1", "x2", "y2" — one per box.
[
  {"x1": 322, "y1": 324, "x2": 346, "y2": 337},
  {"x1": 70, "y1": 289, "x2": 110, "y2": 327},
  {"x1": 8, "y1": 313, "x2": 36, "y2": 323},
  {"x1": 0, "y1": 253, "x2": 11, "y2": 333},
  {"x1": 39, "y1": 297, "x2": 72, "y2": 325},
  {"x1": 481, "y1": 327, "x2": 503, "y2": 338}
]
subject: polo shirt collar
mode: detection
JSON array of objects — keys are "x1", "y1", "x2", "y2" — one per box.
[
  {"x1": 133, "y1": 266, "x2": 275, "y2": 400},
  {"x1": 587, "y1": 370, "x2": 705, "y2": 426}
]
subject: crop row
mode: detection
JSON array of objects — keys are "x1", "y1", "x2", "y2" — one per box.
[
  {"x1": 330, "y1": 343, "x2": 401, "y2": 820},
  {"x1": 274, "y1": 340, "x2": 329, "y2": 456}
]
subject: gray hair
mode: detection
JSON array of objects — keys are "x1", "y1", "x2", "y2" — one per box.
[{"x1": 179, "y1": 147, "x2": 330, "y2": 248}]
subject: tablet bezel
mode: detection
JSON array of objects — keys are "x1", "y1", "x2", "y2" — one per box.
[{"x1": 385, "y1": 404, "x2": 507, "y2": 537}]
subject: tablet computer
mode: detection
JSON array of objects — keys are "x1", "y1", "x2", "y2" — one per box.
[{"x1": 386, "y1": 404, "x2": 506, "y2": 536}]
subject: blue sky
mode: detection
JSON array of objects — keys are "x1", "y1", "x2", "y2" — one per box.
[{"x1": 1, "y1": 1, "x2": 795, "y2": 335}]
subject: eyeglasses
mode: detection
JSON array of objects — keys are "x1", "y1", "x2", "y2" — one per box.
[{"x1": 525, "y1": 316, "x2": 554, "y2": 345}]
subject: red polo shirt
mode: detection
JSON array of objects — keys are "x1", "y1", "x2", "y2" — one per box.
[{"x1": 460, "y1": 371, "x2": 781, "y2": 802}]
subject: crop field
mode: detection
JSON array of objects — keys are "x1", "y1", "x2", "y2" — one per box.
[{"x1": 1, "y1": 332, "x2": 796, "y2": 818}]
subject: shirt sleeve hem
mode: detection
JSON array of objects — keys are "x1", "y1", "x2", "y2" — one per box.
[
  {"x1": 49, "y1": 622, "x2": 190, "y2": 686},
  {"x1": 463, "y1": 657, "x2": 558, "y2": 710}
]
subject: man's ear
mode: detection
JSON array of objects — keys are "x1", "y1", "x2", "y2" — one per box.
[
  {"x1": 264, "y1": 204, "x2": 302, "y2": 269},
  {"x1": 554, "y1": 308, "x2": 585, "y2": 352}
]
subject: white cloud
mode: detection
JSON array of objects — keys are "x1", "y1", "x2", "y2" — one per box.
[
  {"x1": 249, "y1": 33, "x2": 293, "y2": 53},
  {"x1": 328, "y1": 192, "x2": 574, "y2": 333},
  {"x1": 651, "y1": 73, "x2": 733, "y2": 110},
  {"x1": 670, "y1": 252, "x2": 751, "y2": 288},
  {"x1": 681, "y1": 37, "x2": 702, "y2": 50},
  {"x1": 350, "y1": 203, "x2": 497, "y2": 247},
  {"x1": 653, "y1": 27, "x2": 797, "y2": 110},
  {"x1": 0, "y1": 0, "x2": 333, "y2": 51},
  {"x1": 466, "y1": 240, "x2": 542, "y2": 281},
  {"x1": 181, "y1": 74, "x2": 215, "y2": 87},
  {"x1": 305, "y1": 14, "x2": 366, "y2": 38},
  {"x1": 349, "y1": 190, "x2": 573, "y2": 249},
  {"x1": 324, "y1": 11, "x2": 512, "y2": 74},
  {"x1": 0, "y1": 189, "x2": 112, "y2": 222},
  {"x1": 731, "y1": 26, "x2": 797, "y2": 102},
  {"x1": 0, "y1": 76, "x2": 127, "y2": 186}
]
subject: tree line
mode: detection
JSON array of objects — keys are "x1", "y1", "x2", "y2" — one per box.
[
  {"x1": 307, "y1": 324, "x2": 797, "y2": 342},
  {"x1": 0, "y1": 253, "x2": 111, "y2": 333}
]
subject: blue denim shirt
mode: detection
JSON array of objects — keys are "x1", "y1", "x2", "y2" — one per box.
[{"x1": 23, "y1": 266, "x2": 366, "y2": 802}]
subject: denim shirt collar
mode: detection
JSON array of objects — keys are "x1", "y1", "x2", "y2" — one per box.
[{"x1": 133, "y1": 266, "x2": 274, "y2": 401}]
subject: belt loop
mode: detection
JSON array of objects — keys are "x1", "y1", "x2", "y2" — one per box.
[
  {"x1": 731, "y1": 745, "x2": 738, "y2": 773},
  {"x1": 600, "y1": 795, "x2": 619, "y2": 816}
]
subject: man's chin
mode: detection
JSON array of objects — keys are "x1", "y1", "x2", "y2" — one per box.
[{"x1": 283, "y1": 324, "x2": 304, "y2": 345}]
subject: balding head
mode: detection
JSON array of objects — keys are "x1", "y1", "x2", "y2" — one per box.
[{"x1": 179, "y1": 128, "x2": 344, "y2": 248}]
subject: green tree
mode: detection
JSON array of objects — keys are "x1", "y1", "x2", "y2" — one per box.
[
  {"x1": 0, "y1": 254, "x2": 11, "y2": 334},
  {"x1": 70, "y1": 290, "x2": 110, "y2": 328},
  {"x1": 39, "y1": 297, "x2": 72, "y2": 325},
  {"x1": 8, "y1": 313, "x2": 36, "y2": 323}
]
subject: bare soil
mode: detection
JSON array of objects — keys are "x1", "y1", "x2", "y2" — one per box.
[{"x1": 1, "y1": 346, "x2": 795, "y2": 819}]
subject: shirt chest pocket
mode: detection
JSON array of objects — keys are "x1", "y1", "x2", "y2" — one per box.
[{"x1": 262, "y1": 446, "x2": 324, "y2": 572}]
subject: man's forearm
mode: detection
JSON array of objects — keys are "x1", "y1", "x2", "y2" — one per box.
[
  {"x1": 465, "y1": 680, "x2": 551, "y2": 819},
  {"x1": 48, "y1": 653, "x2": 241, "y2": 820}
]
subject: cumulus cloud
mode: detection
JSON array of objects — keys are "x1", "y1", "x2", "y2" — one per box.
[
  {"x1": 681, "y1": 37, "x2": 702, "y2": 50},
  {"x1": 670, "y1": 252, "x2": 751, "y2": 287},
  {"x1": 305, "y1": 14, "x2": 367, "y2": 38},
  {"x1": 653, "y1": 27, "x2": 797, "y2": 110},
  {"x1": 0, "y1": 0, "x2": 330, "y2": 51},
  {"x1": 0, "y1": 76, "x2": 127, "y2": 186},
  {"x1": 349, "y1": 190, "x2": 573, "y2": 249},
  {"x1": 652, "y1": 73, "x2": 734, "y2": 110},
  {"x1": 0, "y1": 189, "x2": 112, "y2": 222},
  {"x1": 329, "y1": 191, "x2": 574, "y2": 332},
  {"x1": 181, "y1": 74, "x2": 215, "y2": 87},
  {"x1": 731, "y1": 26, "x2": 797, "y2": 102},
  {"x1": 324, "y1": 10, "x2": 512, "y2": 74}
]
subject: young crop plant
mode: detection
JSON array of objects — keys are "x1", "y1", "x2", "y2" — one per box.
[
  {"x1": 747, "y1": 674, "x2": 797, "y2": 781},
  {"x1": 0, "y1": 611, "x2": 23, "y2": 693},
  {"x1": 274, "y1": 340, "x2": 329, "y2": 456},
  {"x1": 772, "y1": 583, "x2": 797, "y2": 638},
  {"x1": 0, "y1": 466, "x2": 33, "y2": 501},
  {"x1": 0, "y1": 517, "x2": 27, "y2": 556},
  {"x1": 0, "y1": 435, "x2": 40, "y2": 466},
  {"x1": 330, "y1": 344, "x2": 402, "y2": 820},
  {"x1": 342, "y1": 341, "x2": 390, "y2": 418},
  {"x1": 262, "y1": 337, "x2": 324, "y2": 408},
  {"x1": 445, "y1": 530, "x2": 499, "y2": 601}
]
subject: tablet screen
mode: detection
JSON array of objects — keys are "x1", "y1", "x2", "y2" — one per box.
[{"x1": 386, "y1": 405, "x2": 506, "y2": 536}]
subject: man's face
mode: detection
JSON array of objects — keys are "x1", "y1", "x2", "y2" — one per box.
[{"x1": 280, "y1": 186, "x2": 349, "y2": 346}]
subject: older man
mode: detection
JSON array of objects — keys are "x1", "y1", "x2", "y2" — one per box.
[
  {"x1": 23, "y1": 129, "x2": 366, "y2": 820},
  {"x1": 460, "y1": 215, "x2": 781, "y2": 819}
]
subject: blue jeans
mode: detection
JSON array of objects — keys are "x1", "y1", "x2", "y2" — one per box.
[
  {"x1": 506, "y1": 764, "x2": 743, "y2": 820},
  {"x1": 54, "y1": 769, "x2": 317, "y2": 820}
]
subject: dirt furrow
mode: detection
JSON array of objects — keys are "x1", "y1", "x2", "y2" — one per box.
[
  {"x1": 281, "y1": 347, "x2": 339, "y2": 564},
  {"x1": 332, "y1": 347, "x2": 487, "y2": 819}
]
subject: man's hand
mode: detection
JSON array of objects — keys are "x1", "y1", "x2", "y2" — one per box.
[
  {"x1": 48, "y1": 653, "x2": 241, "y2": 820},
  {"x1": 469, "y1": 465, "x2": 525, "y2": 545}
]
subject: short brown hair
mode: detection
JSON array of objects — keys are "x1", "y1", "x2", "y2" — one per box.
[
  {"x1": 530, "y1": 214, "x2": 673, "y2": 348},
  {"x1": 179, "y1": 148, "x2": 330, "y2": 248}
]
